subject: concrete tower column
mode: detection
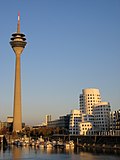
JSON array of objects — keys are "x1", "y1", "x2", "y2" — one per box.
[
  {"x1": 13, "y1": 54, "x2": 22, "y2": 131},
  {"x1": 10, "y1": 13, "x2": 27, "y2": 132}
]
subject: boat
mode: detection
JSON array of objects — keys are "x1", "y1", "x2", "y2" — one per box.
[
  {"x1": 44, "y1": 141, "x2": 53, "y2": 149},
  {"x1": 64, "y1": 140, "x2": 74, "y2": 149}
]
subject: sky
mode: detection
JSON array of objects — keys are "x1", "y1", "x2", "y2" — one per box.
[{"x1": 0, "y1": 0, "x2": 120, "y2": 125}]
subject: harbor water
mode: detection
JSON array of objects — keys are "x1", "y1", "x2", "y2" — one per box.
[{"x1": 0, "y1": 146, "x2": 120, "y2": 160}]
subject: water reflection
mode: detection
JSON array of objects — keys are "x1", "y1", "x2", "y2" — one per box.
[
  {"x1": 0, "y1": 146, "x2": 120, "y2": 160},
  {"x1": 76, "y1": 146, "x2": 120, "y2": 155},
  {"x1": 12, "y1": 146, "x2": 22, "y2": 160}
]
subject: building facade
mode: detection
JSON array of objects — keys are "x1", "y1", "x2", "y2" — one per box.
[
  {"x1": 47, "y1": 114, "x2": 70, "y2": 134},
  {"x1": 69, "y1": 109, "x2": 81, "y2": 135},
  {"x1": 82, "y1": 114, "x2": 94, "y2": 122},
  {"x1": 45, "y1": 115, "x2": 51, "y2": 125},
  {"x1": 110, "y1": 109, "x2": 120, "y2": 135},
  {"x1": 0, "y1": 121, "x2": 7, "y2": 130},
  {"x1": 78, "y1": 122, "x2": 93, "y2": 135},
  {"x1": 7, "y1": 116, "x2": 13, "y2": 132},
  {"x1": 116, "y1": 110, "x2": 120, "y2": 131},
  {"x1": 79, "y1": 88, "x2": 101, "y2": 115},
  {"x1": 93, "y1": 102, "x2": 111, "y2": 134}
]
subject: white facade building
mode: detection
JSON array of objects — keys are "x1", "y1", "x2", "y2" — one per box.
[
  {"x1": 78, "y1": 114, "x2": 94, "y2": 135},
  {"x1": 78, "y1": 122, "x2": 93, "y2": 135},
  {"x1": 93, "y1": 102, "x2": 111, "y2": 134},
  {"x1": 82, "y1": 114, "x2": 94, "y2": 122},
  {"x1": 79, "y1": 88, "x2": 101, "y2": 115},
  {"x1": 69, "y1": 109, "x2": 81, "y2": 135}
]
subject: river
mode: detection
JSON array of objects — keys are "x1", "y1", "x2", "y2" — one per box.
[{"x1": 0, "y1": 146, "x2": 120, "y2": 160}]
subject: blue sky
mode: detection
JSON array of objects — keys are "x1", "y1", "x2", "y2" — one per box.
[{"x1": 0, "y1": 0, "x2": 120, "y2": 125}]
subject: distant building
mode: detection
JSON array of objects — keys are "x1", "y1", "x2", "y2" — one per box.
[
  {"x1": 0, "y1": 121, "x2": 7, "y2": 130},
  {"x1": 47, "y1": 114, "x2": 70, "y2": 134},
  {"x1": 79, "y1": 88, "x2": 101, "y2": 115},
  {"x1": 69, "y1": 109, "x2": 81, "y2": 135},
  {"x1": 32, "y1": 124, "x2": 46, "y2": 129},
  {"x1": 45, "y1": 115, "x2": 51, "y2": 125},
  {"x1": 110, "y1": 109, "x2": 120, "y2": 135},
  {"x1": 93, "y1": 102, "x2": 111, "y2": 134},
  {"x1": 7, "y1": 116, "x2": 13, "y2": 132},
  {"x1": 7, "y1": 116, "x2": 13, "y2": 123},
  {"x1": 116, "y1": 110, "x2": 120, "y2": 131},
  {"x1": 110, "y1": 111, "x2": 118, "y2": 131}
]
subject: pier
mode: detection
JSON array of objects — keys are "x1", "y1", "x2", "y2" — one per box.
[{"x1": 52, "y1": 134, "x2": 120, "y2": 150}]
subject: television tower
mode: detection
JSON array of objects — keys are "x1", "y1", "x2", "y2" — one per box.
[{"x1": 10, "y1": 13, "x2": 27, "y2": 132}]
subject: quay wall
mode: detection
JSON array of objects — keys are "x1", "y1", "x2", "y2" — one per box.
[{"x1": 52, "y1": 135, "x2": 120, "y2": 147}]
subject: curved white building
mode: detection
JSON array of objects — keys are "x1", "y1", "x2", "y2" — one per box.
[
  {"x1": 69, "y1": 109, "x2": 81, "y2": 135},
  {"x1": 79, "y1": 88, "x2": 101, "y2": 115},
  {"x1": 93, "y1": 102, "x2": 111, "y2": 133}
]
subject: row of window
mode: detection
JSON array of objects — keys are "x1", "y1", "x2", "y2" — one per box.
[
  {"x1": 94, "y1": 111, "x2": 110, "y2": 114},
  {"x1": 94, "y1": 121, "x2": 109, "y2": 124},
  {"x1": 95, "y1": 115, "x2": 105, "y2": 117},
  {"x1": 81, "y1": 127, "x2": 91, "y2": 130},
  {"x1": 81, "y1": 124, "x2": 92, "y2": 127},
  {"x1": 94, "y1": 118, "x2": 109, "y2": 121},
  {"x1": 94, "y1": 108, "x2": 110, "y2": 111}
]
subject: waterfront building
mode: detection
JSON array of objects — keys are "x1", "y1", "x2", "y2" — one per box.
[
  {"x1": 93, "y1": 102, "x2": 111, "y2": 134},
  {"x1": 76, "y1": 114, "x2": 94, "y2": 135},
  {"x1": 10, "y1": 13, "x2": 27, "y2": 132},
  {"x1": 116, "y1": 110, "x2": 120, "y2": 133},
  {"x1": 0, "y1": 121, "x2": 7, "y2": 130},
  {"x1": 110, "y1": 111, "x2": 118, "y2": 132},
  {"x1": 78, "y1": 121, "x2": 93, "y2": 135},
  {"x1": 47, "y1": 114, "x2": 70, "y2": 134},
  {"x1": 82, "y1": 114, "x2": 94, "y2": 122},
  {"x1": 110, "y1": 109, "x2": 120, "y2": 136},
  {"x1": 32, "y1": 124, "x2": 46, "y2": 129},
  {"x1": 45, "y1": 115, "x2": 51, "y2": 125},
  {"x1": 79, "y1": 88, "x2": 101, "y2": 115},
  {"x1": 7, "y1": 116, "x2": 13, "y2": 131},
  {"x1": 7, "y1": 117, "x2": 13, "y2": 123},
  {"x1": 69, "y1": 109, "x2": 81, "y2": 135}
]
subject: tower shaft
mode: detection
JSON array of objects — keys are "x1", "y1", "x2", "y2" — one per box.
[
  {"x1": 13, "y1": 54, "x2": 22, "y2": 131},
  {"x1": 10, "y1": 13, "x2": 27, "y2": 132}
]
